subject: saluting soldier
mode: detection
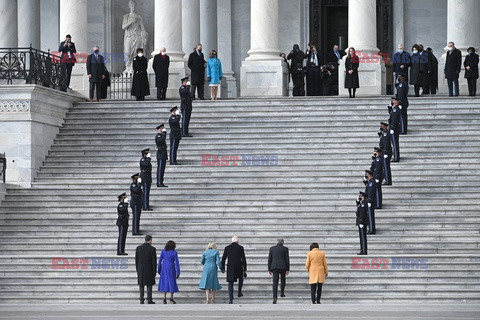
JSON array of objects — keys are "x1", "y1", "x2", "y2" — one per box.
[
  {"x1": 130, "y1": 173, "x2": 143, "y2": 235},
  {"x1": 155, "y1": 124, "x2": 168, "y2": 187},
  {"x1": 356, "y1": 191, "x2": 368, "y2": 255},
  {"x1": 117, "y1": 192, "x2": 129, "y2": 255},
  {"x1": 169, "y1": 106, "x2": 182, "y2": 165},
  {"x1": 179, "y1": 77, "x2": 193, "y2": 137},
  {"x1": 379, "y1": 122, "x2": 393, "y2": 185},
  {"x1": 140, "y1": 149, "x2": 152, "y2": 211},
  {"x1": 396, "y1": 75, "x2": 409, "y2": 134},
  {"x1": 364, "y1": 170, "x2": 377, "y2": 235},
  {"x1": 371, "y1": 147, "x2": 384, "y2": 209},
  {"x1": 389, "y1": 97, "x2": 402, "y2": 162}
]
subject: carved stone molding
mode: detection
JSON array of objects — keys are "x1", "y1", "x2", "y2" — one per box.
[{"x1": 0, "y1": 100, "x2": 30, "y2": 112}]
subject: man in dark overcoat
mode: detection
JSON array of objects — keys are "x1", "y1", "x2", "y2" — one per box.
[
  {"x1": 445, "y1": 41, "x2": 462, "y2": 97},
  {"x1": 153, "y1": 47, "x2": 170, "y2": 100},
  {"x1": 135, "y1": 235, "x2": 157, "y2": 304},
  {"x1": 464, "y1": 47, "x2": 479, "y2": 96},
  {"x1": 187, "y1": 44, "x2": 206, "y2": 100},
  {"x1": 86, "y1": 45, "x2": 106, "y2": 102},
  {"x1": 222, "y1": 236, "x2": 247, "y2": 304}
]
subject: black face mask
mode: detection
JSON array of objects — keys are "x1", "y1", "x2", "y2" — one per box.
[{"x1": 94, "y1": 50, "x2": 99, "y2": 54}]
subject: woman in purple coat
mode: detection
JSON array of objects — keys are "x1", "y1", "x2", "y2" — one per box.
[{"x1": 158, "y1": 240, "x2": 180, "y2": 304}]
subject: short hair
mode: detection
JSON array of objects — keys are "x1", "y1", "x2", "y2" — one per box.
[
  {"x1": 310, "y1": 242, "x2": 319, "y2": 250},
  {"x1": 93, "y1": 45, "x2": 99, "y2": 50},
  {"x1": 448, "y1": 41, "x2": 455, "y2": 46},
  {"x1": 66, "y1": 34, "x2": 72, "y2": 39},
  {"x1": 412, "y1": 44, "x2": 420, "y2": 51},
  {"x1": 165, "y1": 240, "x2": 176, "y2": 251},
  {"x1": 145, "y1": 235, "x2": 152, "y2": 242},
  {"x1": 467, "y1": 47, "x2": 475, "y2": 52},
  {"x1": 206, "y1": 242, "x2": 217, "y2": 250},
  {"x1": 277, "y1": 238, "x2": 284, "y2": 245},
  {"x1": 231, "y1": 236, "x2": 239, "y2": 243},
  {"x1": 136, "y1": 48, "x2": 144, "y2": 54}
]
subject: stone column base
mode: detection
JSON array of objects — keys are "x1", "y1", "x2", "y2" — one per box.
[
  {"x1": 338, "y1": 57, "x2": 386, "y2": 97},
  {"x1": 240, "y1": 60, "x2": 288, "y2": 97}
]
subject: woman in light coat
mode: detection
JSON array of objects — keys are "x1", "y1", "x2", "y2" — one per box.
[
  {"x1": 199, "y1": 242, "x2": 224, "y2": 303},
  {"x1": 206, "y1": 49, "x2": 223, "y2": 101},
  {"x1": 305, "y1": 242, "x2": 328, "y2": 304}
]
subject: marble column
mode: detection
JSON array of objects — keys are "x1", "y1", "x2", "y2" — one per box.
[
  {"x1": 182, "y1": 0, "x2": 200, "y2": 59},
  {"x1": 240, "y1": 0, "x2": 288, "y2": 97},
  {"x1": 200, "y1": 0, "x2": 217, "y2": 53},
  {"x1": 17, "y1": 0, "x2": 40, "y2": 49},
  {"x1": 0, "y1": 0, "x2": 18, "y2": 48},
  {"x1": 217, "y1": 0, "x2": 237, "y2": 97},
  {"x1": 439, "y1": 0, "x2": 480, "y2": 94},
  {"x1": 392, "y1": 0, "x2": 404, "y2": 49},
  {"x1": 150, "y1": 0, "x2": 186, "y2": 98},
  {"x1": 338, "y1": 0, "x2": 385, "y2": 96}
]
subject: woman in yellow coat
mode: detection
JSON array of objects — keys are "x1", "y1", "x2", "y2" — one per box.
[{"x1": 305, "y1": 242, "x2": 328, "y2": 304}]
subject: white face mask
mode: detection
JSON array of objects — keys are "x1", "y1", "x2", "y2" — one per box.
[
  {"x1": 161, "y1": 52, "x2": 166, "y2": 56},
  {"x1": 412, "y1": 50, "x2": 418, "y2": 54},
  {"x1": 146, "y1": 153, "x2": 151, "y2": 158},
  {"x1": 186, "y1": 81, "x2": 191, "y2": 86},
  {"x1": 137, "y1": 177, "x2": 142, "y2": 184},
  {"x1": 398, "y1": 49, "x2": 403, "y2": 53},
  {"x1": 138, "y1": 53, "x2": 144, "y2": 57}
]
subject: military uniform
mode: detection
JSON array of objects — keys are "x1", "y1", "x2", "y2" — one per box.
[
  {"x1": 396, "y1": 79, "x2": 409, "y2": 134},
  {"x1": 155, "y1": 124, "x2": 168, "y2": 187},
  {"x1": 379, "y1": 122, "x2": 393, "y2": 185},
  {"x1": 140, "y1": 149, "x2": 152, "y2": 210},
  {"x1": 169, "y1": 107, "x2": 182, "y2": 165},
  {"x1": 356, "y1": 192, "x2": 368, "y2": 255},
  {"x1": 130, "y1": 173, "x2": 143, "y2": 235},
  {"x1": 370, "y1": 147, "x2": 384, "y2": 209},
  {"x1": 388, "y1": 102, "x2": 401, "y2": 162},
  {"x1": 179, "y1": 78, "x2": 193, "y2": 137},
  {"x1": 116, "y1": 193, "x2": 129, "y2": 255},
  {"x1": 364, "y1": 172, "x2": 377, "y2": 234}
]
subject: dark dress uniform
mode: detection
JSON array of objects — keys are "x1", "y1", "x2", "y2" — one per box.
[
  {"x1": 153, "y1": 53, "x2": 170, "y2": 100},
  {"x1": 130, "y1": 175, "x2": 143, "y2": 235},
  {"x1": 396, "y1": 79, "x2": 409, "y2": 134},
  {"x1": 356, "y1": 195, "x2": 368, "y2": 255},
  {"x1": 287, "y1": 46, "x2": 306, "y2": 96},
  {"x1": 140, "y1": 152, "x2": 152, "y2": 210},
  {"x1": 370, "y1": 152, "x2": 384, "y2": 209},
  {"x1": 389, "y1": 104, "x2": 402, "y2": 162},
  {"x1": 364, "y1": 176, "x2": 377, "y2": 234},
  {"x1": 135, "y1": 241, "x2": 157, "y2": 304},
  {"x1": 169, "y1": 109, "x2": 182, "y2": 165},
  {"x1": 464, "y1": 52, "x2": 479, "y2": 96},
  {"x1": 379, "y1": 124, "x2": 393, "y2": 185},
  {"x1": 222, "y1": 242, "x2": 247, "y2": 303},
  {"x1": 116, "y1": 196, "x2": 129, "y2": 255},
  {"x1": 179, "y1": 83, "x2": 193, "y2": 136},
  {"x1": 131, "y1": 55, "x2": 150, "y2": 101},
  {"x1": 155, "y1": 127, "x2": 168, "y2": 187}
]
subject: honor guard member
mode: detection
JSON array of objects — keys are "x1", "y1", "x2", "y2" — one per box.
[
  {"x1": 179, "y1": 77, "x2": 193, "y2": 137},
  {"x1": 363, "y1": 170, "x2": 377, "y2": 234},
  {"x1": 396, "y1": 75, "x2": 409, "y2": 134},
  {"x1": 140, "y1": 149, "x2": 152, "y2": 211},
  {"x1": 169, "y1": 106, "x2": 182, "y2": 165},
  {"x1": 155, "y1": 124, "x2": 168, "y2": 187},
  {"x1": 371, "y1": 147, "x2": 384, "y2": 209},
  {"x1": 388, "y1": 98, "x2": 402, "y2": 162},
  {"x1": 379, "y1": 122, "x2": 393, "y2": 185},
  {"x1": 116, "y1": 192, "x2": 129, "y2": 255},
  {"x1": 130, "y1": 173, "x2": 143, "y2": 235},
  {"x1": 355, "y1": 191, "x2": 368, "y2": 255}
]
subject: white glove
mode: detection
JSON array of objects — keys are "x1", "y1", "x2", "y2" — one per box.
[
  {"x1": 124, "y1": 197, "x2": 129, "y2": 203},
  {"x1": 384, "y1": 154, "x2": 388, "y2": 158},
  {"x1": 359, "y1": 224, "x2": 364, "y2": 228},
  {"x1": 368, "y1": 203, "x2": 371, "y2": 208},
  {"x1": 146, "y1": 153, "x2": 151, "y2": 158},
  {"x1": 375, "y1": 179, "x2": 379, "y2": 183},
  {"x1": 162, "y1": 128, "x2": 166, "y2": 132},
  {"x1": 175, "y1": 110, "x2": 180, "y2": 115},
  {"x1": 137, "y1": 177, "x2": 142, "y2": 184},
  {"x1": 399, "y1": 105, "x2": 402, "y2": 109},
  {"x1": 390, "y1": 130, "x2": 394, "y2": 135}
]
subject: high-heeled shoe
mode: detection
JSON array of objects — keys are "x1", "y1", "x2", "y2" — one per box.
[
  {"x1": 170, "y1": 298, "x2": 176, "y2": 304},
  {"x1": 163, "y1": 298, "x2": 167, "y2": 304}
]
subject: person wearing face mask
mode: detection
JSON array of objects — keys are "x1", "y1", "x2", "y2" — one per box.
[
  {"x1": 287, "y1": 44, "x2": 306, "y2": 96},
  {"x1": 344, "y1": 47, "x2": 359, "y2": 98},
  {"x1": 155, "y1": 124, "x2": 168, "y2": 188},
  {"x1": 169, "y1": 106, "x2": 182, "y2": 165},
  {"x1": 464, "y1": 47, "x2": 479, "y2": 96},
  {"x1": 326, "y1": 44, "x2": 345, "y2": 96},
  {"x1": 188, "y1": 44, "x2": 207, "y2": 100},
  {"x1": 86, "y1": 45, "x2": 106, "y2": 102},
  {"x1": 370, "y1": 147, "x2": 384, "y2": 209},
  {"x1": 305, "y1": 43, "x2": 322, "y2": 96},
  {"x1": 131, "y1": 48, "x2": 150, "y2": 101},
  {"x1": 444, "y1": 41, "x2": 462, "y2": 97},
  {"x1": 179, "y1": 77, "x2": 193, "y2": 137},
  {"x1": 409, "y1": 44, "x2": 423, "y2": 97},
  {"x1": 388, "y1": 98, "x2": 402, "y2": 162},
  {"x1": 378, "y1": 122, "x2": 392, "y2": 185},
  {"x1": 116, "y1": 192, "x2": 129, "y2": 256},
  {"x1": 140, "y1": 148, "x2": 152, "y2": 211},
  {"x1": 355, "y1": 191, "x2": 368, "y2": 255},
  {"x1": 130, "y1": 173, "x2": 143, "y2": 236},
  {"x1": 153, "y1": 47, "x2": 170, "y2": 100},
  {"x1": 393, "y1": 44, "x2": 411, "y2": 90},
  {"x1": 363, "y1": 170, "x2": 377, "y2": 235},
  {"x1": 396, "y1": 75, "x2": 409, "y2": 134},
  {"x1": 207, "y1": 50, "x2": 223, "y2": 101},
  {"x1": 424, "y1": 48, "x2": 438, "y2": 95}
]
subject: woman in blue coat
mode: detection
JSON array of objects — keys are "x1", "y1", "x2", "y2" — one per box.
[
  {"x1": 158, "y1": 240, "x2": 180, "y2": 304},
  {"x1": 206, "y1": 49, "x2": 223, "y2": 101},
  {"x1": 199, "y1": 242, "x2": 224, "y2": 304}
]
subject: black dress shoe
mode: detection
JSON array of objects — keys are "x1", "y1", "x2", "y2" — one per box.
[
  {"x1": 117, "y1": 253, "x2": 128, "y2": 256},
  {"x1": 186, "y1": 134, "x2": 193, "y2": 137},
  {"x1": 229, "y1": 300, "x2": 233, "y2": 304},
  {"x1": 163, "y1": 299, "x2": 167, "y2": 304},
  {"x1": 367, "y1": 232, "x2": 376, "y2": 235},
  {"x1": 140, "y1": 301, "x2": 144, "y2": 304},
  {"x1": 238, "y1": 292, "x2": 243, "y2": 297},
  {"x1": 159, "y1": 184, "x2": 168, "y2": 187},
  {"x1": 169, "y1": 298, "x2": 176, "y2": 304},
  {"x1": 273, "y1": 299, "x2": 277, "y2": 304},
  {"x1": 280, "y1": 293, "x2": 285, "y2": 297},
  {"x1": 145, "y1": 208, "x2": 153, "y2": 211},
  {"x1": 148, "y1": 300, "x2": 155, "y2": 304},
  {"x1": 358, "y1": 252, "x2": 367, "y2": 255},
  {"x1": 174, "y1": 162, "x2": 181, "y2": 165}
]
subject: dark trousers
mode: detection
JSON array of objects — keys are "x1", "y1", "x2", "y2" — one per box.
[
  {"x1": 310, "y1": 283, "x2": 323, "y2": 303},
  {"x1": 142, "y1": 180, "x2": 151, "y2": 210},
  {"x1": 272, "y1": 270, "x2": 286, "y2": 299},
  {"x1": 191, "y1": 83, "x2": 204, "y2": 100},
  {"x1": 139, "y1": 285, "x2": 153, "y2": 302},
  {"x1": 447, "y1": 78, "x2": 459, "y2": 96},
  {"x1": 375, "y1": 181, "x2": 382, "y2": 209},
  {"x1": 400, "y1": 108, "x2": 408, "y2": 134},
  {"x1": 228, "y1": 278, "x2": 243, "y2": 302},
  {"x1": 358, "y1": 225, "x2": 367, "y2": 254},
  {"x1": 392, "y1": 131, "x2": 400, "y2": 162},
  {"x1": 89, "y1": 82, "x2": 101, "y2": 100},
  {"x1": 348, "y1": 88, "x2": 357, "y2": 98},
  {"x1": 117, "y1": 224, "x2": 128, "y2": 254},
  {"x1": 170, "y1": 139, "x2": 180, "y2": 164},
  {"x1": 367, "y1": 205, "x2": 376, "y2": 234},
  {"x1": 306, "y1": 67, "x2": 321, "y2": 96},
  {"x1": 61, "y1": 63, "x2": 74, "y2": 90},
  {"x1": 414, "y1": 84, "x2": 421, "y2": 97},
  {"x1": 182, "y1": 108, "x2": 192, "y2": 136},
  {"x1": 157, "y1": 87, "x2": 167, "y2": 100},
  {"x1": 467, "y1": 78, "x2": 477, "y2": 96},
  {"x1": 135, "y1": 96, "x2": 145, "y2": 101},
  {"x1": 131, "y1": 201, "x2": 142, "y2": 235},
  {"x1": 156, "y1": 157, "x2": 166, "y2": 186},
  {"x1": 383, "y1": 155, "x2": 392, "y2": 185},
  {"x1": 292, "y1": 73, "x2": 305, "y2": 96}
]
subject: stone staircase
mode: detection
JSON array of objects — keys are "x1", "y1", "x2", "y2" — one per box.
[{"x1": 0, "y1": 96, "x2": 479, "y2": 304}]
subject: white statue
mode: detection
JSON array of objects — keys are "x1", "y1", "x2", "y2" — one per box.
[{"x1": 122, "y1": 0, "x2": 148, "y2": 74}]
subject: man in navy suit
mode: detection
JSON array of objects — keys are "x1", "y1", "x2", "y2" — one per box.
[
  {"x1": 392, "y1": 44, "x2": 411, "y2": 92},
  {"x1": 268, "y1": 239, "x2": 290, "y2": 304},
  {"x1": 86, "y1": 45, "x2": 106, "y2": 102},
  {"x1": 58, "y1": 34, "x2": 77, "y2": 91}
]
